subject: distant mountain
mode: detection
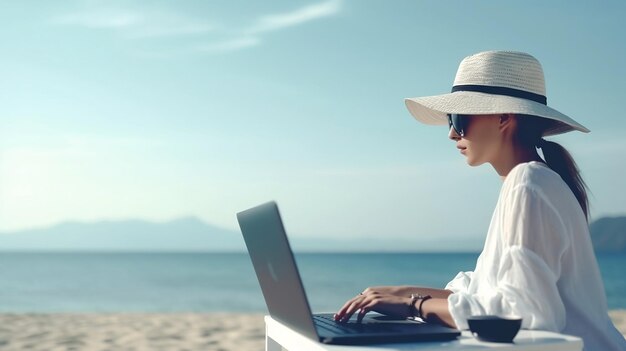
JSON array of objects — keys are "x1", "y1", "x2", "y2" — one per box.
[
  {"x1": 0, "y1": 217, "x2": 482, "y2": 252},
  {"x1": 590, "y1": 216, "x2": 626, "y2": 253},
  {"x1": 0, "y1": 217, "x2": 245, "y2": 252},
  {"x1": 3, "y1": 215, "x2": 623, "y2": 253}
]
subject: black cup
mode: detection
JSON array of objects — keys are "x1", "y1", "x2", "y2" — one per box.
[{"x1": 467, "y1": 315, "x2": 522, "y2": 343}]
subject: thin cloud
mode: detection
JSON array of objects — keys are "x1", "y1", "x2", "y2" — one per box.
[
  {"x1": 247, "y1": 0, "x2": 342, "y2": 34},
  {"x1": 53, "y1": 10, "x2": 213, "y2": 38},
  {"x1": 52, "y1": 1, "x2": 342, "y2": 54},
  {"x1": 196, "y1": 0, "x2": 342, "y2": 54}
]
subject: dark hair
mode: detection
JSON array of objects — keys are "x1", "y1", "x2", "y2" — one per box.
[{"x1": 514, "y1": 115, "x2": 590, "y2": 221}]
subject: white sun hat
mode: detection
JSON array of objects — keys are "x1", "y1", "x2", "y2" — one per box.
[{"x1": 404, "y1": 50, "x2": 590, "y2": 136}]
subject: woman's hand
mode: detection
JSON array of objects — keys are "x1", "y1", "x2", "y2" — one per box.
[
  {"x1": 361, "y1": 286, "x2": 453, "y2": 299},
  {"x1": 333, "y1": 290, "x2": 413, "y2": 324},
  {"x1": 361, "y1": 286, "x2": 414, "y2": 297}
]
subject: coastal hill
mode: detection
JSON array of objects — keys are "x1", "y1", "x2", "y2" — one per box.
[
  {"x1": 0, "y1": 217, "x2": 245, "y2": 252},
  {"x1": 0, "y1": 217, "x2": 480, "y2": 252},
  {"x1": 0, "y1": 215, "x2": 624, "y2": 252},
  {"x1": 590, "y1": 216, "x2": 626, "y2": 253}
]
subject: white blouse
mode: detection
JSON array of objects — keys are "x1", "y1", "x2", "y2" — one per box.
[{"x1": 446, "y1": 161, "x2": 625, "y2": 350}]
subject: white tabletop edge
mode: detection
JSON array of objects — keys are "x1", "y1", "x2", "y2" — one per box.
[{"x1": 265, "y1": 315, "x2": 583, "y2": 351}]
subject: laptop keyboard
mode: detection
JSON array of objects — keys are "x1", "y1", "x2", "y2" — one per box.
[{"x1": 313, "y1": 314, "x2": 398, "y2": 335}]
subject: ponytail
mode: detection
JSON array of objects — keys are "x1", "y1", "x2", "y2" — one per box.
[
  {"x1": 537, "y1": 139, "x2": 590, "y2": 221},
  {"x1": 515, "y1": 115, "x2": 590, "y2": 221}
]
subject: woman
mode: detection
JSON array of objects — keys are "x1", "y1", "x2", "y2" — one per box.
[{"x1": 333, "y1": 51, "x2": 626, "y2": 350}]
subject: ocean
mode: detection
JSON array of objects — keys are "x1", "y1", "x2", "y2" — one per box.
[{"x1": 0, "y1": 252, "x2": 624, "y2": 313}]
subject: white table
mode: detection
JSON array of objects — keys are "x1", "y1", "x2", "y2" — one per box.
[{"x1": 265, "y1": 316, "x2": 583, "y2": 351}]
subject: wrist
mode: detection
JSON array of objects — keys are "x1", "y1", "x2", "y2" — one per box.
[
  {"x1": 409, "y1": 294, "x2": 432, "y2": 319},
  {"x1": 409, "y1": 295, "x2": 418, "y2": 317},
  {"x1": 418, "y1": 295, "x2": 433, "y2": 320}
]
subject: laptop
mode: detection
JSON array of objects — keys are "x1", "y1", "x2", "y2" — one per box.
[{"x1": 236, "y1": 201, "x2": 461, "y2": 345}]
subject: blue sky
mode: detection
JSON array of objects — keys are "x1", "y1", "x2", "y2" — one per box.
[{"x1": 1, "y1": 1, "x2": 625, "y2": 249}]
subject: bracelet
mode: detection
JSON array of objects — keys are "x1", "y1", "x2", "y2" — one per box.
[
  {"x1": 409, "y1": 294, "x2": 420, "y2": 316},
  {"x1": 418, "y1": 295, "x2": 432, "y2": 320},
  {"x1": 409, "y1": 294, "x2": 432, "y2": 318}
]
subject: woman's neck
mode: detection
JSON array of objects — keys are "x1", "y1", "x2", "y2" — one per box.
[{"x1": 491, "y1": 145, "x2": 544, "y2": 181}]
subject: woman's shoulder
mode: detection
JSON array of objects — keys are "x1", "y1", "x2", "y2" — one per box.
[
  {"x1": 503, "y1": 161, "x2": 580, "y2": 213},
  {"x1": 505, "y1": 161, "x2": 562, "y2": 190}
]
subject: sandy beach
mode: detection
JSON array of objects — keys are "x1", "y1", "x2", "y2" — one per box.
[
  {"x1": 609, "y1": 310, "x2": 626, "y2": 336},
  {"x1": 0, "y1": 311, "x2": 624, "y2": 351},
  {"x1": 0, "y1": 313, "x2": 266, "y2": 351}
]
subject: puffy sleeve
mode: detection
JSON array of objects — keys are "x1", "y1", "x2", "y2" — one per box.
[
  {"x1": 445, "y1": 271, "x2": 473, "y2": 293},
  {"x1": 447, "y1": 184, "x2": 570, "y2": 331}
]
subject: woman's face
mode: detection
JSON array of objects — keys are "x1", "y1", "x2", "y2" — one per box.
[{"x1": 448, "y1": 114, "x2": 502, "y2": 166}]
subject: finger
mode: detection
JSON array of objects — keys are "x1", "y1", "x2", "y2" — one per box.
[
  {"x1": 341, "y1": 297, "x2": 368, "y2": 322},
  {"x1": 334, "y1": 298, "x2": 356, "y2": 320},
  {"x1": 361, "y1": 299, "x2": 378, "y2": 313},
  {"x1": 356, "y1": 308, "x2": 369, "y2": 324},
  {"x1": 340, "y1": 300, "x2": 361, "y2": 322},
  {"x1": 334, "y1": 295, "x2": 362, "y2": 321}
]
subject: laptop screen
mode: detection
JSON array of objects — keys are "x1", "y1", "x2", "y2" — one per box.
[{"x1": 237, "y1": 202, "x2": 319, "y2": 340}]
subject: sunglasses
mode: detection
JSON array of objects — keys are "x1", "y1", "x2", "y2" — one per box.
[{"x1": 447, "y1": 114, "x2": 470, "y2": 137}]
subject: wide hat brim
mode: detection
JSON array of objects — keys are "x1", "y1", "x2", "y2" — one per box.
[{"x1": 405, "y1": 91, "x2": 590, "y2": 137}]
